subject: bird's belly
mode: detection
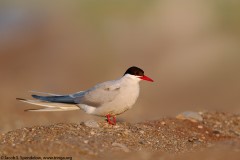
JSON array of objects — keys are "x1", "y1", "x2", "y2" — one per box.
[
  {"x1": 92, "y1": 88, "x2": 139, "y2": 116},
  {"x1": 93, "y1": 103, "x2": 131, "y2": 116}
]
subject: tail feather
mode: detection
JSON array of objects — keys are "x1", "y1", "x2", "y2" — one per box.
[
  {"x1": 16, "y1": 98, "x2": 80, "y2": 112},
  {"x1": 25, "y1": 107, "x2": 78, "y2": 112}
]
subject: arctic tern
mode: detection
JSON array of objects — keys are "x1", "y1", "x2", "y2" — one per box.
[{"x1": 17, "y1": 66, "x2": 153, "y2": 125}]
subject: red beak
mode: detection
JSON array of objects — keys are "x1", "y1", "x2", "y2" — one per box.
[{"x1": 140, "y1": 75, "x2": 154, "y2": 82}]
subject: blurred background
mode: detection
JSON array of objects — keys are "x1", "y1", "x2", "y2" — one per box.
[{"x1": 0, "y1": 0, "x2": 239, "y2": 132}]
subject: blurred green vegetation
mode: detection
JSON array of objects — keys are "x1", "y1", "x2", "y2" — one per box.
[
  {"x1": 77, "y1": 0, "x2": 157, "y2": 18},
  {"x1": 213, "y1": 0, "x2": 240, "y2": 35},
  {"x1": 74, "y1": 0, "x2": 158, "y2": 32}
]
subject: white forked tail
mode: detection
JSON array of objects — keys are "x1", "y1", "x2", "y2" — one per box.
[{"x1": 16, "y1": 98, "x2": 80, "y2": 112}]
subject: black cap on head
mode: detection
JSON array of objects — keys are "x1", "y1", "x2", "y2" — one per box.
[{"x1": 124, "y1": 66, "x2": 144, "y2": 76}]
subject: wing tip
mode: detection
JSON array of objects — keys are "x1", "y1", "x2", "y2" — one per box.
[
  {"x1": 32, "y1": 94, "x2": 38, "y2": 98},
  {"x1": 32, "y1": 94, "x2": 46, "y2": 101}
]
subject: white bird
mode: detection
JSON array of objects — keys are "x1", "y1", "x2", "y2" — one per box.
[{"x1": 17, "y1": 66, "x2": 153, "y2": 125}]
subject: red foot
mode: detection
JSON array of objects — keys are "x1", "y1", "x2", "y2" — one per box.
[{"x1": 106, "y1": 114, "x2": 116, "y2": 125}]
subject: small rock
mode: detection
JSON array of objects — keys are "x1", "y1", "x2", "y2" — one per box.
[
  {"x1": 90, "y1": 131, "x2": 95, "y2": 135},
  {"x1": 229, "y1": 130, "x2": 240, "y2": 136},
  {"x1": 197, "y1": 125, "x2": 203, "y2": 129},
  {"x1": 139, "y1": 130, "x2": 144, "y2": 134},
  {"x1": 176, "y1": 111, "x2": 203, "y2": 122},
  {"x1": 82, "y1": 120, "x2": 99, "y2": 128},
  {"x1": 139, "y1": 140, "x2": 144, "y2": 144},
  {"x1": 113, "y1": 125, "x2": 120, "y2": 129},
  {"x1": 124, "y1": 129, "x2": 130, "y2": 135},
  {"x1": 84, "y1": 140, "x2": 89, "y2": 144},
  {"x1": 212, "y1": 130, "x2": 221, "y2": 134},
  {"x1": 198, "y1": 111, "x2": 204, "y2": 115},
  {"x1": 188, "y1": 137, "x2": 198, "y2": 142},
  {"x1": 112, "y1": 142, "x2": 130, "y2": 152},
  {"x1": 161, "y1": 121, "x2": 166, "y2": 125}
]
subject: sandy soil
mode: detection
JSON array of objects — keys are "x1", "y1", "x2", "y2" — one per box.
[{"x1": 0, "y1": 112, "x2": 240, "y2": 160}]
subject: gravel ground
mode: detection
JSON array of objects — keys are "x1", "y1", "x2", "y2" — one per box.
[{"x1": 0, "y1": 112, "x2": 240, "y2": 160}]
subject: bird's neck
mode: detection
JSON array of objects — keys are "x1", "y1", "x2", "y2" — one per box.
[{"x1": 120, "y1": 74, "x2": 141, "y2": 85}]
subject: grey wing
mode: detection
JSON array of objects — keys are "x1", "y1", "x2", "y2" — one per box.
[{"x1": 73, "y1": 81, "x2": 121, "y2": 107}]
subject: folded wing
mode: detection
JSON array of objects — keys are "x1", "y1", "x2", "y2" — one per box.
[
  {"x1": 31, "y1": 94, "x2": 77, "y2": 104},
  {"x1": 74, "y1": 81, "x2": 121, "y2": 107}
]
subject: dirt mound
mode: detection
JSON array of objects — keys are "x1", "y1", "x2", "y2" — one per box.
[{"x1": 0, "y1": 112, "x2": 240, "y2": 159}]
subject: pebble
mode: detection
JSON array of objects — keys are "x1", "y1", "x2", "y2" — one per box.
[
  {"x1": 161, "y1": 121, "x2": 166, "y2": 125},
  {"x1": 112, "y1": 142, "x2": 130, "y2": 152},
  {"x1": 139, "y1": 140, "x2": 144, "y2": 144},
  {"x1": 113, "y1": 125, "x2": 120, "y2": 129},
  {"x1": 176, "y1": 111, "x2": 203, "y2": 122},
  {"x1": 124, "y1": 129, "x2": 130, "y2": 135},
  {"x1": 90, "y1": 131, "x2": 95, "y2": 135},
  {"x1": 212, "y1": 130, "x2": 221, "y2": 134},
  {"x1": 229, "y1": 130, "x2": 240, "y2": 136},
  {"x1": 188, "y1": 137, "x2": 198, "y2": 142},
  {"x1": 84, "y1": 140, "x2": 89, "y2": 144},
  {"x1": 82, "y1": 120, "x2": 100, "y2": 128},
  {"x1": 197, "y1": 125, "x2": 203, "y2": 129}
]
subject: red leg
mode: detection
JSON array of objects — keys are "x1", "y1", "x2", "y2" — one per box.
[
  {"x1": 106, "y1": 114, "x2": 111, "y2": 124},
  {"x1": 112, "y1": 116, "x2": 116, "y2": 125},
  {"x1": 105, "y1": 114, "x2": 116, "y2": 125}
]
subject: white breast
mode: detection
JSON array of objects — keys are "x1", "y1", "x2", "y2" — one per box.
[{"x1": 91, "y1": 75, "x2": 140, "y2": 116}]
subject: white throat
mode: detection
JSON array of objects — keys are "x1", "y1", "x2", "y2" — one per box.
[{"x1": 121, "y1": 74, "x2": 142, "y2": 83}]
